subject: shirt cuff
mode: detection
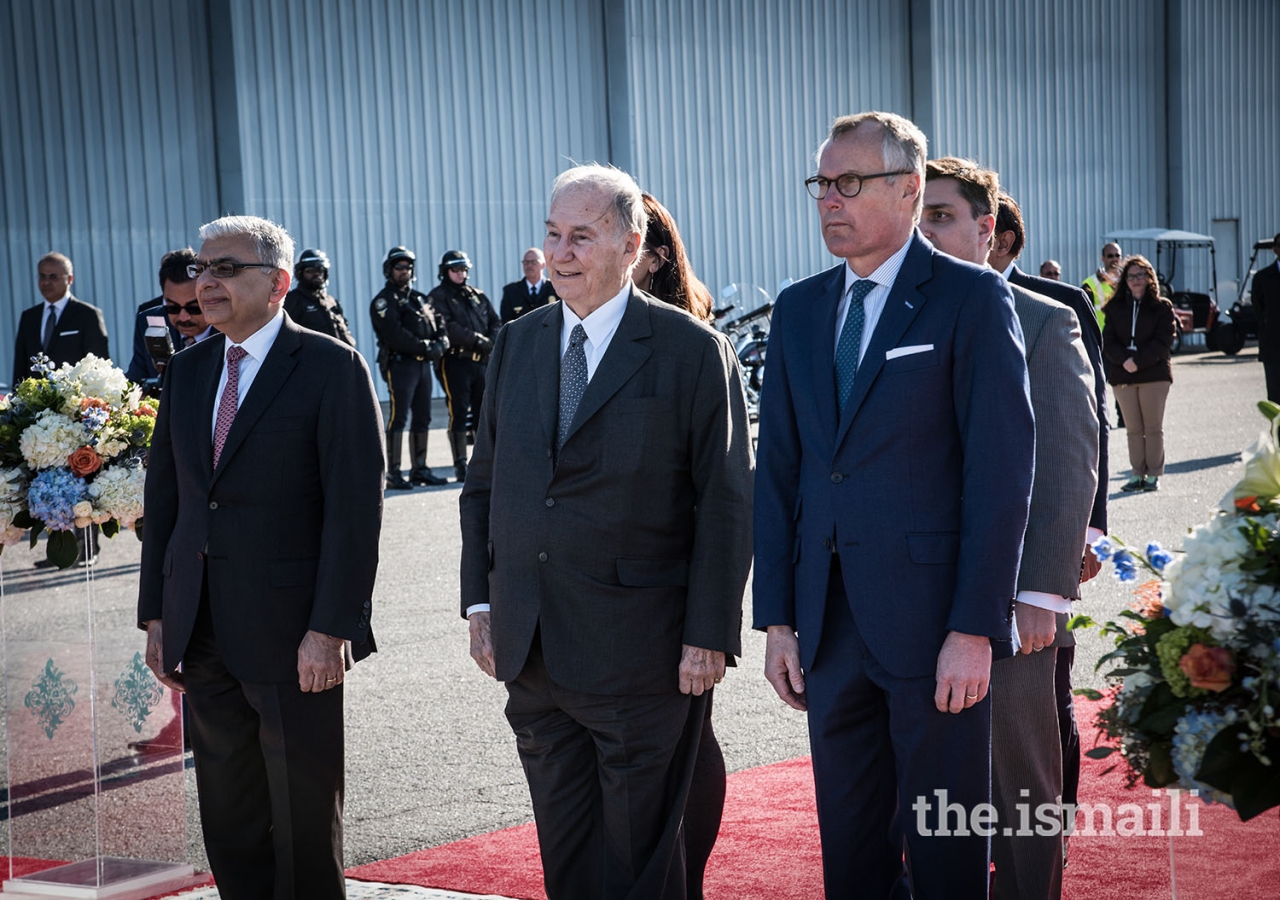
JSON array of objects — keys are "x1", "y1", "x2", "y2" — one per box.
[
  {"x1": 1086, "y1": 527, "x2": 1105, "y2": 550},
  {"x1": 465, "y1": 604, "x2": 491, "y2": 617},
  {"x1": 1016, "y1": 590, "x2": 1072, "y2": 614}
]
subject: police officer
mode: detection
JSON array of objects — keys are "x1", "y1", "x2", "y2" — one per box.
[
  {"x1": 370, "y1": 247, "x2": 450, "y2": 489},
  {"x1": 284, "y1": 248, "x2": 356, "y2": 345},
  {"x1": 428, "y1": 250, "x2": 500, "y2": 482}
]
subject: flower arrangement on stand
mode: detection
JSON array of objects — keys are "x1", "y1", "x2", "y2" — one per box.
[
  {"x1": 1074, "y1": 401, "x2": 1280, "y2": 820},
  {"x1": 0, "y1": 354, "x2": 155, "y2": 568}
]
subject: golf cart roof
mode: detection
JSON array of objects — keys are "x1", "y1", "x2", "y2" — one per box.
[{"x1": 1103, "y1": 228, "x2": 1214, "y2": 245}]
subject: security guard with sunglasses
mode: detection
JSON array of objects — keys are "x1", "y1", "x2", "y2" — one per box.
[
  {"x1": 125, "y1": 247, "x2": 217, "y2": 387},
  {"x1": 284, "y1": 248, "x2": 356, "y2": 346},
  {"x1": 370, "y1": 246, "x2": 450, "y2": 489}
]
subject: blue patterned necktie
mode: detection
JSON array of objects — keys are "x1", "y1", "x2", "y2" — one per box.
[
  {"x1": 835, "y1": 280, "x2": 874, "y2": 411},
  {"x1": 557, "y1": 324, "x2": 588, "y2": 450}
]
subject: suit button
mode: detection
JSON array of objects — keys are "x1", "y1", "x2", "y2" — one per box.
[
  {"x1": 209, "y1": 501, "x2": 218, "y2": 510},
  {"x1": 538, "y1": 552, "x2": 548, "y2": 562},
  {"x1": 545, "y1": 498, "x2": 555, "y2": 507},
  {"x1": 822, "y1": 538, "x2": 832, "y2": 550},
  {"x1": 196, "y1": 552, "x2": 204, "y2": 561},
  {"x1": 830, "y1": 473, "x2": 843, "y2": 483}
]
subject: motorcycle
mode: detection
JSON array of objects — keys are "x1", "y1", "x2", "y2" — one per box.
[{"x1": 716, "y1": 283, "x2": 773, "y2": 422}]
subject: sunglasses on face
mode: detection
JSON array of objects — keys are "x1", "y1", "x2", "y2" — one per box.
[{"x1": 164, "y1": 301, "x2": 203, "y2": 316}]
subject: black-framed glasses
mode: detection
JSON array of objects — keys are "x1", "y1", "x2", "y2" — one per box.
[
  {"x1": 187, "y1": 260, "x2": 276, "y2": 279},
  {"x1": 804, "y1": 170, "x2": 913, "y2": 200},
  {"x1": 392, "y1": 263, "x2": 414, "y2": 272},
  {"x1": 163, "y1": 301, "x2": 202, "y2": 316}
]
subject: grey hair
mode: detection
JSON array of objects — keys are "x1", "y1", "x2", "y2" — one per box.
[
  {"x1": 198, "y1": 215, "x2": 295, "y2": 272},
  {"x1": 549, "y1": 164, "x2": 648, "y2": 240},
  {"x1": 815, "y1": 111, "x2": 928, "y2": 220},
  {"x1": 38, "y1": 251, "x2": 74, "y2": 275}
]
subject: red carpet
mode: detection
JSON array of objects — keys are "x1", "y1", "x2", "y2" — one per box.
[{"x1": 350, "y1": 697, "x2": 1280, "y2": 899}]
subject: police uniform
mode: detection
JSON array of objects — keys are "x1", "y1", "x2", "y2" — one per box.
[
  {"x1": 370, "y1": 282, "x2": 449, "y2": 487},
  {"x1": 428, "y1": 280, "x2": 501, "y2": 480},
  {"x1": 284, "y1": 287, "x2": 356, "y2": 346}
]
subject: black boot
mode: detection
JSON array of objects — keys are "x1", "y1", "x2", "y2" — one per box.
[
  {"x1": 409, "y1": 432, "x2": 448, "y2": 486},
  {"x1": 450, "y1": 432, "x2": 469, "y2": 483},
  {"x1": 385, "y1": 430, "x2": 412, "y2": 491}
]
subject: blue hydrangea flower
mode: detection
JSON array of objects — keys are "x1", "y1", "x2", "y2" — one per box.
[
  {"x1": 81, "y1": 407, "x2": 110, "y2": 432},
  {"x1": 29, "y1": 354, "x2": 54, "y2": 377},
  {"x1": 1091, "y1": 535, "x2": 1114, "y2": 562},
  {"x1": 1112, "y1": 548, "x2": 1139, "y2": 582},
  {"x1": 1146, "y1": 542, "x2": 1174, "y2": 572},
  {"x1": 27, "y1": 467, "x2": 88, "y2": 532}
]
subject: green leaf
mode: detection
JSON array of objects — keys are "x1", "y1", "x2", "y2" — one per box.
[
  {"x1": 1085, "y1": 746, "x2": 1116, "y2": 759},
  {"x1": 101, "y1": 519, "x2": 119, "y2": 539},
  {"x1": 11, "y1": 510, "x2": 34, "y2": 530},
  {"x1": 1073, "y1": 688, "x2": 1105, "y2": 701},
  {"x1": 1066, "y1": 614, "x2": 1095, "y2": 631},
  {"x1": 134, "y1": 518, "x2": 144, "y2": 541},
  {"x1": 1144, "y1": 741, "x2": 1178, "y2": 787},
  {"x1": 1118, "y1": 609, "x2": 1148, "y2": 622},
  {"x1": 28, "y1": 520, "x2": 43, "y2": 549},
  {"x1": 46, "y1": 530, "x2": 78, "y2": 569},
  {"x1": 1199, "y1": 731, "x2": 1280, "y2": 821},
  {"x1": 1258, "y1": 399, "x2": 1280, "y2": 421}
]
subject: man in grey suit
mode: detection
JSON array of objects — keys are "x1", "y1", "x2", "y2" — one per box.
[
  {"x1": 460, "y1": 164, "x2": 753, "y2": 898},
  {"x1": 922, "y1": 159, "x2": 1098, "y2": 899}
]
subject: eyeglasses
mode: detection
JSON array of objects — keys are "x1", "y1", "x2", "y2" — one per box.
[
  {"x1": 392, "y1": 263, "x2": 414, "y2": 272},
  {"x1": 1104, "y1": 253, "x2": 1122, "y2": 260},
  {"x1": 163, "y1": 301, "x2": 202, "y2": 316},
  {"x1": 804, "y1": 170, "x2": 913, "y2": 200},
  {"x1": 1125, "y1": 271, "x2": 1149, "y2": 281},
  {"x1": 188, "y1": 260, "x2": 276, "y2": 279},
  {"x1": 521, "y1": 259, "x2": 542, "y2": 266}
]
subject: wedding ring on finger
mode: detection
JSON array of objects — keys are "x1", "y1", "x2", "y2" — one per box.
[
  {"x1": 1032, "y1": 643, "x2": 1045, "y2": 651},
  {"x1": 964, "y1": 693, "x2": 978, "y2": 700}
]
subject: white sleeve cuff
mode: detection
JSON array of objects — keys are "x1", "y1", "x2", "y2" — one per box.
[
  {"x1": 1016, "y1": 590, "x2": 1072, "y2": 613},
  {"x1": 1086, "y1": 527, "x2": 1105, "y2": 551},
  {"x1": 465, "y1": 604, "x2": 491, "y2": 617}
]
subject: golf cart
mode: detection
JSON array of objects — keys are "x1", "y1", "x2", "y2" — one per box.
[
  {"x1": 1232, "y1": 236, "x2": 1277, "y2": 339},
  {"x1": 1102, "y1": 228, "x2": 1244, "y2": 356}
]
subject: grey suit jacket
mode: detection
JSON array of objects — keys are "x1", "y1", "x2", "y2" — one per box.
[
  {"x1": 459, "y1": 288, "x2": 754, "y2": 695},
  {"x1": 1009, "y1": 285, "x2": 1098, "y2": 600}
]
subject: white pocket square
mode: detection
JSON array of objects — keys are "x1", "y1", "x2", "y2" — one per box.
[
  {"x1": 57, "y1": 329, "x2": 79, "y2": 336},
  {"x1": 885, "y1": 343, "x2": 933, "y2": 360}
]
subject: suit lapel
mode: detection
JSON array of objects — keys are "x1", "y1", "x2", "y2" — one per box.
[
  {"x1": 535, "y1": 303, "x2": 564, "y2": 447},
  {"x1": 808, "y1": 266, "x2": 845, "y2": 447},
  {"x1": 211, "y1": 320, "x2": 300, "y2": 485},
  {"x1": 835, "y1": 235, "x2": 932, "y2": 449},
  {"x1": 561, "y1": 289, "x2": 652, "y2": 448},
  {"x1": 196, "y1": 334, "x2": 226, "y2": 483}
]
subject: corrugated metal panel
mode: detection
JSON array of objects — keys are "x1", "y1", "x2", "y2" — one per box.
[
  {"x1": 225, "y1": 0, "x2": 611, "y2": 390},
  {"x1": 0, "y1": 0, "x2": 218, "y2": 381},
  {"x1": 928, "y1": 0, "x2": 1168, "y2": 288},
  {"x1": 1172, "y1": 0, "x2": 1280, "y2": 297},
  {"x1": 624, "y1": 0, "x2": 913, "y2": 304}
]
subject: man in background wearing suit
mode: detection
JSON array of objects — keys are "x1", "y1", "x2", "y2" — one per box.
[
  {"x1": 754, "y1": 112, "x2": 1035, "y2": 899},
  {"x1": 1252, "y1": 233, "x2": 1280, "y2": 402},
  {"x1": 13, "y1": 252, "x2": 110, "y2": 385},
  {"x1": 125, "y1": 248, "x2": 217, "y2": 386},
  {"x1": 922, "y1": 159, "x2": 1098, "y2": 898},
  {"x1": 989, "y1": 192, "x2": 1111, "y2": 832},
  {"x1": 139, "y1": 216, "x2": 385, "y2": 900},
  {"x1": 499, "y1": 247, "x2": 558, "y2": 323},
  {"x1": 461, "y1": 164, "x2": 753, "y2": 898}
]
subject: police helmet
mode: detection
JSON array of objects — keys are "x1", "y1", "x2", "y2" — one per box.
[
  {"x1": 438, "y1": 250, "x2": 472, "y2": 281},
  {"x1": 294, "y1": 248, "x2": 330, "y2": 282},
  {"x1": 383, "y1": 246, "x2": 416, "y2": 280}
]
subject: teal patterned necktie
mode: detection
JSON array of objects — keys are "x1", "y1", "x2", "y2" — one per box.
[{"x1": 835, "y1": 280, "x2": 874, "y2": 411}]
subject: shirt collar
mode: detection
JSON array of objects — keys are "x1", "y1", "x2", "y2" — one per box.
[
  {"x1": 999, "y1": 261, "x2": 1016, "y2": 280},
  {"x1": 226, "y1": 310, "x2": 285, "y2": 362},
  {"x1": 843, "y1": 232, "x2": 914, "y2": 294},
  {"x1": 562, "y1": 284, "x2": 630, "y2": 346},
  {"x1": 195, "y1": 326, "x2": 217, "y2": 343},
  {"x1": 526, "y1": 278, "x2": 543, "y2": 291},
  {"x1": 46, "y1": 295, "x2": 71, "y2": 315}
]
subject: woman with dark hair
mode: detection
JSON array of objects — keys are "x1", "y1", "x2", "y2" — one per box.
[
  {"x1": 1101, "y1": 254, "x2": 1177, "y2": 492},
  {"x1": 633, "y1": 193, "x2": 715, "y2": 323},
  {"x1": 631, "y1": 192, "x2": 724, "y2": 898}
]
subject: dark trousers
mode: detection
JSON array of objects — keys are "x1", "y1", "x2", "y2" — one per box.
[
  {"x1": 805, "y1": 561, "x2": 991, "y2": 900},
  {"x1": 183, "y1": 598, "x2": 346, "y2": 900},
  {"x1": 1265, "y1": 360, "x2": 1280, "y2": 404},
  {"x1": 504, "y1": 635, "x2": 703, "y2": 900},
  {"x1": 385, "y1": 358, "x2": 433, "y2": 432},
  {"x1": 441, "y1": 355, "x2": 486, "y2": 434},
  {"x1": 684, "y1": 692, "x2": 725, "y2": 900},
  {"x1": 1056, "y1": 644, "x2": 1080, "y2": 808}
]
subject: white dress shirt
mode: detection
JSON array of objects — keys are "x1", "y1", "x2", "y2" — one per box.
[
  {"x1": 833, "y1": 233, "x2": 914, "y2": 363},
  {"x1": 211, "y1": 311, "x2": 285, "y2": 437},
  {"x1": 42, "y1": 294, "x2": 71, "y2": 338}
]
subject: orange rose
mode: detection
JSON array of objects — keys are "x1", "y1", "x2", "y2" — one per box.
[
  {"x1": 80, "y1": 397, "x2": 110, "y2": 412},
  {"x1": 1235, "y1": 495, "x2": 1261, "y2": 513},
  {"x1": 137, "y1": 404, "x2": 157, "y2": 418},
  {"x1": 68, "y1": 445, "x2": 103, "y2": 477},
  {"x1": 1178, "y1": 644, "x2": 1236, "y2": 693}
]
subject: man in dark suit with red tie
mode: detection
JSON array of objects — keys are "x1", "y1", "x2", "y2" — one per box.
[
  {"x1": 461, "y1": 165, "x2": 753, "y2": 898},
  {"x1": 13, "y1": 252, "x2": 110, "y2": 385},
  {"x1": 499, "y1": 248, "x2": 559, "y2": 323},
  {"x1": 139, "y1": 215, "x2": 385, "y2": 899}
]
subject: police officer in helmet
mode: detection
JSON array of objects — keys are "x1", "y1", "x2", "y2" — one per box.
[
  {"x1": 428, "y1": 250, "x2": 500, "y2": 482},
  {"x1": 284, "y1": 248, "x2": 356, "y2": 346},
  {"x1": 370, "y1": 247, "x2": 450, "y2": 489}
]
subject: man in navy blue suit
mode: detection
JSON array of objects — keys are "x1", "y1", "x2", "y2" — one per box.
[{"x1": 753, "y1": 111, "x2": 1036, "y2": 899}]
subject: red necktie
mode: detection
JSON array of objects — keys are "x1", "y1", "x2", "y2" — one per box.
[{"x1": 213, "y1": 346, "x2": 249, "y2": 468}]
